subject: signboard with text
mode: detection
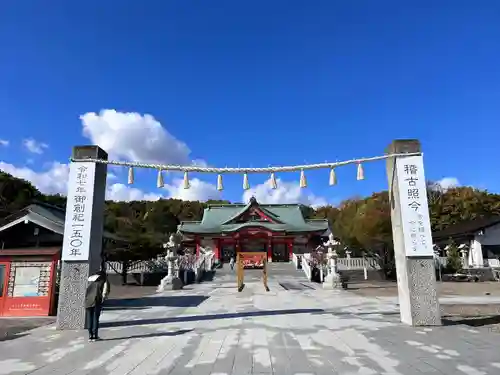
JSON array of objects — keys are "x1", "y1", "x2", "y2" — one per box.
[
  {"x1": 396, "y1": 155, "x2": 434, "y2": 257},
  {"x1": 61, "y1": 162, "x2": 96, "y2": 261}
]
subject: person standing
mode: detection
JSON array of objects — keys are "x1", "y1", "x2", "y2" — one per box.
[
  {"x1": 85, "y1": 270, "x2": 110, "y2": 342},
  {"x1": 229, "y1": 256, "x2": 235, "y2": 270}
]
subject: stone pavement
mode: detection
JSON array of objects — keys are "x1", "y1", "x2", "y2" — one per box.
[{"x1": 1, "y1": 264, "x2": 500, "y2": 374}]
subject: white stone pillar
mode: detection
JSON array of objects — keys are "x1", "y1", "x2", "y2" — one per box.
[
  {"x1": 386, "y1": 140, "x2": 441, "y2": 326},
  {"x1": 470, "y1": 238, "x2": 484, "y2": 267},
  {"x1": 57, "y1": 146, "x2": 108, "y2": 330}
]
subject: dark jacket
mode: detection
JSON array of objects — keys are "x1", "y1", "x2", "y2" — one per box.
[{"x1": 85, "y1": 273, "x2": 110, "y2": 308}]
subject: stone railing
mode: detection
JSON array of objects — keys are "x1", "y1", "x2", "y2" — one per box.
[{"x1": 302, "y1": 253, "x2": 312, "y2": 281}]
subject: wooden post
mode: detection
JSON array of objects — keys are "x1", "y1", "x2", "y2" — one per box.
[
  {"x1": 237, "y1": 252, "x2": 244, "y2": 292},
  {"x1": 263, "y1": 255, "x2": 269, "y2": 292}
]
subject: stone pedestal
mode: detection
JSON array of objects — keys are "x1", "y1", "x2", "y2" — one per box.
[
  {"x1": 386, "y1": 140, "x2": 441, "y2": 326},
  {"x1": 57, "y1": 146, "x2": 108, "y2": 330},
  {"x1": 157, "y1": 258, "x2": 183, "y2": 291},
  {"x1": 323, "y1": 270, "x2": 342, "y2": 289}
]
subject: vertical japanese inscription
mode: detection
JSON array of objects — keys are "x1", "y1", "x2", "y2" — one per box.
[
  {"x1": 61, "y1": 162, "x2": 96, "y2": 261},
  {"x1": 396, "y1": 155, "x2": 433, "y2": 257}
]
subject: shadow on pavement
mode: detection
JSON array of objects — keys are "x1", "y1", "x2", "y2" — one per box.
[
  {"x1": 104, "y1": 329, "x2": 193, "y2": 341},
  {"x1": 0, "y1": 333, "x2": 29, "y2": 342},
  {"x1": 313, "y1": 310, "x2": 400, "y2": 316},
  {"x1": 101, "y1": 308, "x2": 325, "y2": 328},
  {"x1": 104, "y1": 295, "x2": 209, "y2": 310},
  {"x1": 443, "y1": 314, "x2": 500, "y2": 327}
]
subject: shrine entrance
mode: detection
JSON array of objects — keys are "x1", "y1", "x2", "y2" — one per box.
[
  {"x1": 221, "y1": 245, "x2": 235, "y2": 263},
  {"x1": 58, "y1": 139, "x2": 440, "y2": 329},
  {"x1": 272, "y1": 244, "x2": 289, "y2": 262},
  {"x1": 236, "y1": 251, "x2": 269, "y2": 292}
]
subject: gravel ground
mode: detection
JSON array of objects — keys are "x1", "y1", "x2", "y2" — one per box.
[
  {"x1": 348, "y1": 280, "x2": 500, "y2": 297},
  {"x1": 349, "y1": 281, "x2": 500, "y2": 332},
  {"x1": 0, "y1": 283, "x2": 158, "y2": 342}
]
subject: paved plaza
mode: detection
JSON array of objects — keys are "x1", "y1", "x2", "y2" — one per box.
[{"x1": 1, "y1": 264, "x2": 500, "y2": 374}]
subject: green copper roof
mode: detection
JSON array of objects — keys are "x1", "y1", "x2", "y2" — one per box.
[{"x1": 178, "y1": 199, "x2": 329, "y2": 235}]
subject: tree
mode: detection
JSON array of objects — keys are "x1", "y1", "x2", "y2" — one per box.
[
  {"x1": 444, "y1": 239, "x2": 462, "y2": 273},
  {"x1": 2, "y1": 170, "x2": 500, "y2": 272},
  {"x1": 0, "y1": 171, "x2": 42, "y2": 218}
]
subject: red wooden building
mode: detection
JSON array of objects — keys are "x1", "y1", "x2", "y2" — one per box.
[
  {"x1": 177, "y1": 197, "x2": 330, "y2": 263},
  {"x1": 0, "y1": 203, "x2": 117, "y2": 317}
]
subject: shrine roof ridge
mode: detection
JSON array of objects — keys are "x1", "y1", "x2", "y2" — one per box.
[{"x1": 0, "y1": 203, "x2": 123, "y2": 241}]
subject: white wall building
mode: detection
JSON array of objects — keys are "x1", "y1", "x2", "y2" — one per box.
[{"x1": 433, "y1": 217, "x2": 500, "y2": 268}]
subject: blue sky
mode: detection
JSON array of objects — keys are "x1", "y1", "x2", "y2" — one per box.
[{"x1": 0, "y1": 1, "x2": 499, "y2": 205}]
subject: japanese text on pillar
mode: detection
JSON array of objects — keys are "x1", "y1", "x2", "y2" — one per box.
[
  {"x1": 68, "y1": 166, "x2": 88, "y2": 258},
  {"x1": 403, "y1": 164, "x2": 427, "y2": 254}
]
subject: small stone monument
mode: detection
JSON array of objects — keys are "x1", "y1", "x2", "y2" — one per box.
[
  {"x1": 323, "y1": 233, "x2": 342, "y2": 289},
  {"x1": 459, "y1": 244, "x2": 468, "y2": 268},
  {"x1": 157, "y1": 234, "x2": 183, "y2": 291}
]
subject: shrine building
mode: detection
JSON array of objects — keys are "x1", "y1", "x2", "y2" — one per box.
[
  {"x1": 177, "y1": 197, "x2": 330, "y2": 263},
  {"x1": 0, "y1": 202, "x2": 120, "y2": 317}
]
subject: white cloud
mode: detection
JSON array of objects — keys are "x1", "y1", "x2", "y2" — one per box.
[
  {"x1": 0, "y1": 161, "x2": 159, "y2": 202},
  {"x1": 0, "y1": 161, "x2": 69, "y2": 195},
  {"x1": 242, "y1": 178, "x2": 328, "y2": 208},
  {"x1": 106, "y1": 183, "x2": 160, "y2": 202},
  {"x1": 80, "y1": 109, "x2": 202, "y2": 166},
  {"x1": 436, "y1": 177, "x2": 460, "y2": 190},
  {"x1": 23, "y1": 138, "x2": 48, "y2": 154},
  {"x1": 0, "y1": 139, "x2": 9, "y2": 147},
  {"x1": 0, "y1": 161, "x2": 221, "y2": 203},
  {"x1": 163, "y1": 178, "x2": 221, "y2": 202}
]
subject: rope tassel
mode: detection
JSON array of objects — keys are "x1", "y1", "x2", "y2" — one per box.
[
  {"x1": 243, "y1": 172, "x2": 250, "y2": 190},
  {"x1": 357, "y1": 163, "x2": 365, "y2": 181},
  {"x1": 299, "y1": 169, "x2": 307, "y2": 188},
  {"x1": 270, "y1": 172, "x2": 278, "y2": 189},
  {"x1": 183, "y1": 171, "x2": 190, "y2": 189},
  {"x1": 217, "y1": 174, "x2": 223, "y2": 191},
  {"x1": 329, "y1": 168, "x2": 337, "y2": 186},
  {"x1": 127, "y1": 167, "x2": 134, "y2": 184},
  {"x1": 157, "y1": 169, "x2": 164, "y2": 188}
]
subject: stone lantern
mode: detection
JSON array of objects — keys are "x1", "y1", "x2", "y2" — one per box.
[
  {"x1": 323, "y1": 233, "x2": 342, "y2": 289},
  {"x1": 157, "y1": 233, "x2": 183, "y2": 291}
]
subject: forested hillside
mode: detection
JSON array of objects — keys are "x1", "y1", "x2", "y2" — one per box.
[{"x1": 2, "y1": 171, "x2": 500, "y2": 261}]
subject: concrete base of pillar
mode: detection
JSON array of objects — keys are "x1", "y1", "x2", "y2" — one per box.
[
  {"x1": 56, "y1": 262, "x2": 91, "y2": 330},
  {"x1": 400, "y1": 257, "x2": 442, "y2": 326},
  {"x1": 157, "y1": 275, "x2": 183, "y2": 292},
  {"x1": 323, "y1": 271, "x2": 342, "y2": 289}
]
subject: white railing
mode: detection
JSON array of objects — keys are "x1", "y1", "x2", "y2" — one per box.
[
  {"x1": 487, "y1": 258, "x2": 500, "y2": 268},
  {"x1": 302, "y1": 253, "x2": 312, "y2": 281},
  {"x1": 106, "y1": 259, "x2": 169, "y2": 274},
  {"x1": 337, "y1": 258, "x2": 381, "y2": 270},
  {"x1": 194, "y1": 250, "x2": 215, "y2": 282},
  {"x1": 292, "y1": 253, "x2": 300, "y2": 269},
  {"x1": 107, "y1": 256, "x2": 499, "y2": 275}
]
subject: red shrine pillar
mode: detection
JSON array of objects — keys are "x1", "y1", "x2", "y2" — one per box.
[
  {"x1": 267, "y1": 238, "x2": 272, "y2": 262},
  {"x1": 214, "y1": 239, "x2": 220, "y2": 260},
  {"x1": 195, "y1": 237, "x2": 200, "y2": 257},
  {"x1": 235, "y1": 238, "x2": 240, "y2": 260},
  {"x1": 287, "y1": 239, "x2": 293, "y2": 261}
]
